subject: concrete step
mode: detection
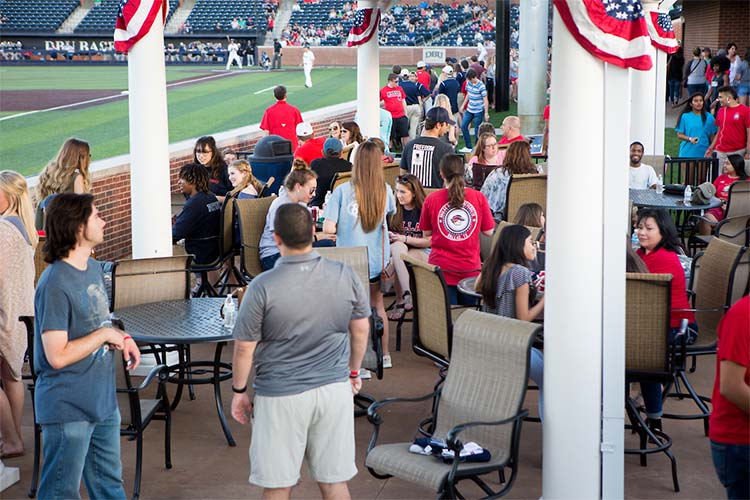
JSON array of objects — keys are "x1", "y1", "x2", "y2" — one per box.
[{"x1": 57, "y1": 5, "x2": 92, "y2": 34}]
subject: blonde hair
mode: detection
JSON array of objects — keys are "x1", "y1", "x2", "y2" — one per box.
[
  {"x1": 228, "y1": 160, "x2": 263, "y2": 197},
  {"x1": 37, "y1": 138, "x2": 91, "y2": 200},
  {"x1": 351, "y1": 141, "x2": 387, "y2": 233},
  {"x1": 0, "y1": 170, "x2": 39, "y2": 248},
  {"x1": 433, "y1": 94, "x2": 452, "y2": 114}
]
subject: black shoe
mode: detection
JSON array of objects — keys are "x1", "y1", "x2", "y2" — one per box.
[{"x1": 647, "y1": 418, "x2": 662, "y2": 432}]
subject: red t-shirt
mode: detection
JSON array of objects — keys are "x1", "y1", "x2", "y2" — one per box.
[
  {"x1": 637, "y1": 247, "x2": 695, "y2": 327},
  {"x1": 294, "y1": 136, "x2": 326, "y2": 166},
  {"x1": 260, "y1": 101, "x2": 304, "y2": 150},
  {"x1": 380, "y1": 85, "x2": 407, "y2": 118},
  {"x1": 499, "y1": 134, "x2": 526, "y2": 145},
  {"x1": 543, "y1": 104, "x2": 550, "y2": 121},
  {"x1": 714, "y1": 104, "x2": 750, "y2": 153},
  {"x1": 709, "y1": 296, "x2": 749, "y2": 445},
  {"x1": 713, "y1": 174, "x2": 743, "y2": 201},
  {"x1": 416, "y1": 69, "x2": 431, "y2": 89},
  {"x1": 419, "y1": 188, "x2": 495, "y2": 285}
]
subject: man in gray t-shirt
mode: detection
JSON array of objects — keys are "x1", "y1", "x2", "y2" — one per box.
[{"x1": 231, "y1": 203, "x2": 370, "y2": 496}]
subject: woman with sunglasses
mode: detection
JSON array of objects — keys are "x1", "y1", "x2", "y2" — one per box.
[
  {"x1": 386, "y1": 174, "x2": 430, "y2": 320},
  {"x1": 340, "y1": 121, "x2": 364, "y2": 164},
  {"x1": 324, "y1": 141, "x2": 396, "y2": 368},
  {"x1": 328, "y1": 121, "x2": 343, "y2": 142},
  {"x1": 193, "y1": 136, "x2": 232, "y2": 202}
]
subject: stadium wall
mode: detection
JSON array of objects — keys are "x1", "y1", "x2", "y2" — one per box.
[{"x1": 27, "y1": 102, "x2": 356, "y2": 261}]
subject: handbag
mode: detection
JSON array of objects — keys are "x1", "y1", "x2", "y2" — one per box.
[
  {"x1": 663, "y1": 184, "x2": 686, "y2": 195},
  {"x1": 691, "y1": 182, "x2": 716, "y2": 205}
]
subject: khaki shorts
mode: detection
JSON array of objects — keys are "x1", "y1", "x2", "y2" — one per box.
[{"x1": 249, "y1": 381, "x2": 356, "y2": 488}]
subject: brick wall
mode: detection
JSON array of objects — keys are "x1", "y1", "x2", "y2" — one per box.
[
  {"x1": 89, "y1": 106, "x2": 356, "y2": 261},
  {"x1": 682, "y1": 1, "x2": 749, "y2": 56}
]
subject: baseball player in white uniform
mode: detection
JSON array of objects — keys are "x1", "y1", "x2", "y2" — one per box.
[
  {"x1": 226, "y1": 38, "x2": 242, "y2": 70},
  {"x1": 302, "y1": 45, "x2": 315, "y2": 88}
]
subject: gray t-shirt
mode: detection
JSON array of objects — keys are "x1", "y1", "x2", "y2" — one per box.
[
  {"x1": 482, "y1": 264, "x2": 534, "y2": 318},
  {"x1": 258, "y1": 193, "x2": 307, "y2": 259},
  {"x1": 233, "y1": 250, "x2": 370, "y2": 397},
  {"x1": 34, "y1": 258, "x2": 116, "y2": 424}
]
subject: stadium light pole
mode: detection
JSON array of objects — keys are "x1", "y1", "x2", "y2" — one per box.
[
  {"x1": 494, "y1": 0, "x2": 510, "y2": 112},
  {"x1": 126, "y1": 13, "x2": 172, "y2": 258}
]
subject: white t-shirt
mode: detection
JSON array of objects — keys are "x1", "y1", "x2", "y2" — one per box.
[
  {"x1": 303, "y1": 50, "x2": 315, "y2": 67},
  {"x1": 629, "y1": 163, "x2": 659, "y2": 189}
]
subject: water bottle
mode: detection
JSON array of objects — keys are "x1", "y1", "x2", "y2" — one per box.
[
  {"x1": 631, "y1": 231, "x2": 640, "y2": 250},
  {"x1": 683, "y1": 184, "x2": 692, "y2": 205},
  {"x1": 323, "y1": 190, "x2": 331, "y2": 211},
  {"x1": 223, "y1": 294, "x2": 236, "y2": 329},
  {"x1": 656, "y1": 175, "x2": 664, "y2": 194}
]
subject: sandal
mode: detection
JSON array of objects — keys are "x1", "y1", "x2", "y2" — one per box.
[
  {"x1": 402, "y1": 291, "x2": 413, "y2": 312},
  {"x1": 387, "y1": 303, "x2": 406, "y2": 320}
]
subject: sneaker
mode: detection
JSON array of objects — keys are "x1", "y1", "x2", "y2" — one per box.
[
  {"x1": 383, "y1": 354, "x2": 393, "y2": 369},
  {"x1": 458, "y1": 147, "x2": 472, "y2": 153},
  {"x1": 359, "y1": 369, "x2": 371, "y2": 380}
]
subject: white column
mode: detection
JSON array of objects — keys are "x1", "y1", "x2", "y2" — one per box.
[
  {"x1": 544, "y1": 7, "x2": 628, "y2": 497},
  {"x1": 517, "y1": 0, "x2": 549, "y2": 135},
  {"x1": 356, "y1": 0, "x2": 381, "y2": 140},
  {"x1": 127, "y1": 17, "x2": 173, "y2": 258}
]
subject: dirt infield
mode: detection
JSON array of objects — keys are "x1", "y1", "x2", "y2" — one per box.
[{"x1": 0, "y1": 89, "x2": 124, "y2": 111}]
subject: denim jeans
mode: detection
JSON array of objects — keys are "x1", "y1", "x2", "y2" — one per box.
[
  {"x1": 667, "y1": 79, "x2": 681, "y2": 102},
  {"x1": 710, "y1": 440, "x2": 750, "y2": 500},
  {"x1": 446, "y1": 285, "x2": 479, "y2": 306},
  {"x1": 38, "y1": 411, "x2": 126, "y2": 500},
  {"x1": 529, "y1": 347, "x2": 544, "y2": 421},
  {"x1": 460, "y1": 110, "x2": 484, "y2": 149}
]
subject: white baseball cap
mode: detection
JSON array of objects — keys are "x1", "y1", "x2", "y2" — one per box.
[
  {"x1": 400, "y1": 68, "x2": 409, "y2": 77},
  {"x1": 442, "y1": 65, "x2": 454, "y2": 75},
  {"x1": 416, "y1": 60, "x2": 425, "y2": 68},
  {"x1": 296, "y1": 122, "x2": 313, "y2": 137}
]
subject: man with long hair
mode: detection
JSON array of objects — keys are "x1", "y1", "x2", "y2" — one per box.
[{"x1": 34, "y1": 193, "x2": 140, "y2": 499}]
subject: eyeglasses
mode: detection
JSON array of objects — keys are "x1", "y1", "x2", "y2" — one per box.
[
  {"x1": 484, "y1": 143, "x2": 498, "y2": 148},
  {"x1": 195, "y1": 149, "x2": 211, "y2": 154},
  {"x1": 329, "y1": 126, "x2": 339, "y2": 131}
]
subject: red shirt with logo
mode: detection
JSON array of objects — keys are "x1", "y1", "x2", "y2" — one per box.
[
  {"x1": 380, "y1": 84, "x2": 407, "y2": 118},
  {"x1": 260, "y1": 101, "x2": 304, "y2": 150},
  {"x1": 714, "y1": 104, "x2": 750, "y2": 153},
  {"x1": 419, "y1": 188, "x2": 495, "y2": 285},
  {"x1": 709, "y1": 296, "x2": 749, "y2": 445},
  {"x1": 294, "y1": 136, "x2": 326, "y2": 166}
]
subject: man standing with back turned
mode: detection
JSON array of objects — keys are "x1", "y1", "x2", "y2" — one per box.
[
  {"x1": 34, "y1": 193, "x2": 140, "y2": 500},
  {"x1": 231, "y1": 203, "x2": 370, "y2": 500}
]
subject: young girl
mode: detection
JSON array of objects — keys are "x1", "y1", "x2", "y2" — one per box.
[
  {"x1": 228, "y1": 159, "x2": 264, "y2": 199},
  {"x1": 386, "y1": 174, "x2": 430, "y2": 320},
  {"x1": 324, "y1": 141, "x2": 396, "y2": 367},
  {"x1": 36, "y1": 138, "x2": 92, "y2": 230},
  {"x1": 699, "y1": 154, "x2": 748, "y2": 234}
]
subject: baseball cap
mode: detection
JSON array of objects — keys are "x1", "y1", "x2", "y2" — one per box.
[
  {"x1": 323, "y1": 137, "x2": 343, "y2": 156},
  {"x1": 425, "y1": 106, "x2": 456, "y2": 125},
  {"x1": 296, "y1": 122, "x2": 313, "y2": 137},
  {"x1": 416, "y1": 60, "x2": 425, "y2": 68},
  {"x1": 400, "y1": 68, "x2": 409, "y2": 78},
  {"x1": 441, "y1": 65, "x2": 454, "y2": 75}
]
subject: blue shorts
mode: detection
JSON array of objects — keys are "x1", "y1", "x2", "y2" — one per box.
[{"x1": 737, "y1": 85, "x2": 750, "y2": 97}]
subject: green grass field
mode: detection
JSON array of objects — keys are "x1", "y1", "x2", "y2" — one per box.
[{"x1": 0, "y1": 64, "x2": 680, "y2": 177}]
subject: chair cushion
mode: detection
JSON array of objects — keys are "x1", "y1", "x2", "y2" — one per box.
[{"x1": 365, "y1": 442, "x2": 509, "y2": 492}]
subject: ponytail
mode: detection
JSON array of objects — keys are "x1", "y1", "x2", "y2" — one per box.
[{"x1": 439, "y1": 154, "x2": 466, "y2": 208}]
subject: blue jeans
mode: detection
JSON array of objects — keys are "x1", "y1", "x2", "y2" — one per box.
[
  {"x1": 460, "y1": 110, "x2": 484, "y2": 149},
  {"x1": 38, "y1": 411, "x2": 126, "y2": 500},
  {"x1": 446, "y1": 285, "x2": 479, "y2": 306},
  {"x1": 667, "y1": 79, "x2": 681, "y2": 102},
  {"x1": 711, "y1": 440, "x2": 750, "y2": 500},
  {"x1": 530, "y1": 347, "x2": 544, "y2": 421}
]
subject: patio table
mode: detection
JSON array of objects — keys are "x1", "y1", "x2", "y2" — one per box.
[
  {"x1": 629, "y1": 189, "x2": 721, "y2": 211},
  {"x1": 114, "y1": 298, "x2": 236, "y2": 446}
]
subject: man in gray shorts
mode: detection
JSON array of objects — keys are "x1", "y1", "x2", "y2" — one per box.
[{"x1": 231, "y1": 203, "x2": 370, "y2": 499}]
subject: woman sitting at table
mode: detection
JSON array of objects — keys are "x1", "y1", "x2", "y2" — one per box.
[
  {"x1": 420, "y1": 154, "x2": 495, "y2": 305},
  {"x1": 698, "y1": 154, "x2": 748, "y2": 234},
  {"x1": 468, "y1": 132, "x2": 503, "y2": 167},
  {"x1": 228, "y1": 159, "x2": 263, "y2": 199},
  {"x1": 675, "y1": 93, "x2": 717, "y2": 158},
  {"x1": 324, "y1": 141, "x2": 396, "y2": 367},
  {"x1": 193, "y1": 136, "x2": 232, "y2": 202},
  {"x1": 386, "y1": 174, "x2": 430, "y2": 320},
  {"x1": 513, "y1": 202, "x2": 546, "y2": 243},
  {"x1": 476, "y1": 224, "x2": 544, "y2": 416},
  {"x1": 480, "y1": 140, "x2": 542, "y2": 220},
  {"x1": 635, "y1": 208, "x2": 697, "y2": 431},
  {"x1": 340, "y1": 121, "x2": 364, "y2": 164}
]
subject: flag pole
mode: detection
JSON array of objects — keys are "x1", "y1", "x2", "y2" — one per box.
[
  {"x1": 126, "y1": 5, "x2": 172, "y2": 258},
  {"x1": 355, "y1": 0, "x2": 381, "y2": 140}
]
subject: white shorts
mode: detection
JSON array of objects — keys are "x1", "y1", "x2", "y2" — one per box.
[{"x1": 249, "y1": 381, "x2": 356, "y2": 488}]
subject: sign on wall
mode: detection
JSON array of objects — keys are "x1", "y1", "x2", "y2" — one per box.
[{"x1": 423, "y1": 48, "x2": 445, "y2": 64}]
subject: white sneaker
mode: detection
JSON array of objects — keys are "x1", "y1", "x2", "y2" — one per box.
[
  {"x1": 458, "y1": 147, "x2": 472, "y2": 153},
  {"x1": 359, "y1": 369, "x2": 371, "y2": 380},
  {"x1": 383, "y1": 354, "x2": 393, "y2": 369}
]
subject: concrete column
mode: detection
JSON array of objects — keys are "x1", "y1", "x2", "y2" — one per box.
[
  {"x1": 543, "y1": 6, "x2": 630, "y2": 498},
  {"x1": 127, "y1": 15, "x2": 173, "y2": 258},
  {"x1": 356, "y1": 0, "x2": 381, "y2": 140},
  {"x1": 630, "y1": 0, "x2": 666, "y2": 155},
  {"x1": 518, "y1": 0, "x2": 549, "y2": 135}
]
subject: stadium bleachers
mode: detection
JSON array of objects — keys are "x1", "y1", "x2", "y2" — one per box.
[
  {"x1": 288, "y1": 0, "x2": 350, "y2": 46},
  {"x1": 0, "y1": 0, "x2": 78, "y2": 33},
  {"x1": 75, "y1": 0, "x2": 180, "y2": 33},
  {"x1": 185, "y1": 0, "x2": 276, "y2": 34}
]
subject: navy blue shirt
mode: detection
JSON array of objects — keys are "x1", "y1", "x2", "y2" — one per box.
[
  {"x1": 399, "y1": 80, "x2": 430, "y2": 105},
  {"x1": 173, "y1": 191, "x2": 221, "y2": 265},
  {"x1": 438, "y1": 78, "x2": 461, "y2": 113}
]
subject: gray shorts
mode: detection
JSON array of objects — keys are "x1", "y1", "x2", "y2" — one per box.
[{"x1": 249, "y1": 381, "x2": 356, "y2": 488}]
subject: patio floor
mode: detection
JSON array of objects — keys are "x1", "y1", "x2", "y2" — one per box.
[{"x1": 4, "y1": 318, "x2": 725, "y2": 500}]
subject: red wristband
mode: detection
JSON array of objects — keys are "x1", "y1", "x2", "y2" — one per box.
[
  {"x1": 349, "y1": 370, "x2": 360, "y2": 379},
  {"x1": 123, "y1": 335, "x2": 132, "y2": 341}
]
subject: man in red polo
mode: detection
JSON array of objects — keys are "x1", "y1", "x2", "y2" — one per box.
[
  {"x1": 499, "y1": 115, "x2": 525, "y2": 145},
  {"x1": 260, "y1": 85, "x2": 304, "y2": 150},
  {"x1": 294, "y1": 122, "x2": 326, "y2": 166}
]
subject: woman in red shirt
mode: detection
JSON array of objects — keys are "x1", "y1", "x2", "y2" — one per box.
[
  {"x1": 635, "y1": 208, "x2": 697, "y2": 430},
  {"x1": 699, "y1": 154, "x2": 748, "y2": 234}
]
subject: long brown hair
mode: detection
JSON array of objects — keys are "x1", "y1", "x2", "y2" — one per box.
[
  {"x1": 38, "y1": 138, "x2": 92, "y2": 200},
  {"x1": 502, "y1": 140, "x2": 536, "y2": 175},
  {"x1": 439, "y1": 154, "x2": 466, "y2": 208},
  {"x1": 228, "y1": 160, "x2": 263, "y2": 197},
  {"x1": 193, "y1": 136, "x2": 227, "y2": 181},
  {"x1": 513, "y1": 203, "x2": 544, "y2": 227},
  {"x1": 351, "y1": 141, "x2": 387, "y2": 233},
  {"x1": 342, "y1": 121, "x2": 364, "y2": 145},
  {"x1": 390, "y1": 174, "x2": 426, "y2": 232},
  {"x1": 472, "y1": 132, "x2": 498, "y2": 163}
]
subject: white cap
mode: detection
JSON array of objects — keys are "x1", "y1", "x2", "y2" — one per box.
[
  {"x1": 400, "y1": 68, "x2": 409, "y2": 77},
  {"x1": 296, "y1": 122, "x2": 313, "y2": 137},
  {"x1": 441, "y1": 65, "x2": 454, "y2": 75},
  {"x1": 416, "y1": 60, "x2": 425, "y2": 68}
]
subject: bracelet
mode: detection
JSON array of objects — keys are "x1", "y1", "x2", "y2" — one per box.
[
  {"x1": 349, "y1": 370, "x2": 360, "y2": 379},
  {"x1": 122, "y1": 335, "x2": 132, "y2": 342},
  {"x1": 232, "y1": 385, "x2": 247, "y2": 394}
]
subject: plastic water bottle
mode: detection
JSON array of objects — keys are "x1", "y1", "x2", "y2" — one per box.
[
  {"x1": 683, "y1": 184, "x2": 692, "y2": 205},
  {"x1": 323, "y1": 190, "x2": 331, "y2": 211},
  {"x1": 631, "y1": 232, "x2": 640, "y2": 250},
  {"x1": 656, "y1": 175, "x2": 664, "y2": 194},
  {"x1": 223, "y1": 294, "x2": 236, "y2": 329}
]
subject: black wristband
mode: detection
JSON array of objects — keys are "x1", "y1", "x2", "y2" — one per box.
[{"x1": 232, "y1": 385, "x2": 247, "y2": 394}]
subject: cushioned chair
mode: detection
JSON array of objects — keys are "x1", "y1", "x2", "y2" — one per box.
[
  {"x1": 365, "y1": 310, "x2": 538, "y2": 499},
  {"x1": 689, "y1": 182, "x2": 750, "y2": 253},
  {"x1": 383, "y1": 163, "x2": 400, "y2": 189},
  {"x1": 624, "y1": 273, "x2": 683, "y2": 493},
  {"x1": 210, "y1": 196, "x2": 247, "y2": 295},
  {"x1": 503, "y1": 174, "x2": 547, "y2": 223},
  {"x1": 19, "y1": 316, "x2": 41, "y2": 498},
  {"x1": 330, "y1": 170, "x2": 353, "y2": 192},
  {"x1": 482, "y1": 221, "x2": 543, "y2": 262},
  {"x1": 33, "y1": 235, "x2": 48, "y2": 287},
  {"x1": 235, "y1": 195, "x2": 276, "y2": 281}
]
